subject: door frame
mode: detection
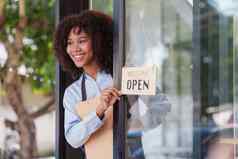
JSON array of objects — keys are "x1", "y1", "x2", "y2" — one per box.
[
  {"x1": 112, "y1": 0, "x2": 126, "y2": 159},
  {"x1": 56, "y1": 0, "x2": 204, "y2": 159},
  {"x1": 113, "y1": 1, "x2": 202, "y2": 159},
  {"x1": 55, "y1": 0, "x2": 127, "y2": 158},
  {"x1": 55, "y1": 1, "x2": 89, "y2": 159}
]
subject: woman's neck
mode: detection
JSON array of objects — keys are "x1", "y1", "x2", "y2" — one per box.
[{"x1": 83, "y1": 62, "x2": 101, "y2": 80}]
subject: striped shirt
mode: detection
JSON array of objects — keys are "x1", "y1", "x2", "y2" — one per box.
[{"x1": 63, "y1": 71, "x2": 113, "y2": 148}]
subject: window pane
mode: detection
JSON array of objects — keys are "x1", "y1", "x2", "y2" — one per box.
[
  {"x1": 125, "y1": 0, "x2": 193, "y2": 158},
  {"x1": 199, "y1": 0, "x2": 238, "y2": 159},
  {"x1": 125, "y1": 0, "x2": 238, "y2": 159},
  {"x1": 90, "y1": 0, "x2": 113, "y2": 16}
]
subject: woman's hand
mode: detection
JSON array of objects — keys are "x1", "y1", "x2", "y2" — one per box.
[{"x1": 96, "y1": 87, "x2": 121, "y2": 118}]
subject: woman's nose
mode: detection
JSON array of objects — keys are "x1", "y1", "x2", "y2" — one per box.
[{"x1": 72, "y1": 43, "x2": 81, "y2": 50}]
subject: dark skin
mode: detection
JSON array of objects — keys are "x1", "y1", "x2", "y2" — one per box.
[{"x1": 66, "y1": 28, "x2": 121, "y2": 118}]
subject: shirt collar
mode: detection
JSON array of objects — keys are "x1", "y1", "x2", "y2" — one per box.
[{"x1": 83, "y1": 70, "x2": 109, "y2": 81}]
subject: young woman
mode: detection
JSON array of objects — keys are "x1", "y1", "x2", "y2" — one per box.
[{"x1": 54, "y1": 10, "x2": 120, "y2": 149}]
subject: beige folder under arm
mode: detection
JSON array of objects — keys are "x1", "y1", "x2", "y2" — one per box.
[{"x1": 76, "y1": 96, "x2": 113, "y2": 159}]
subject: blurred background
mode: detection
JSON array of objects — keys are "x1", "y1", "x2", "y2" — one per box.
[{"x1": 0, "y1": 0, "x2": 56, "y2": 158}]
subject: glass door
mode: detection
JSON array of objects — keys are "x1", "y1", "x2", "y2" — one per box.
[
  {"x1": 125, "y1": 0, "x2": 193, "y2": 158},
  {"x1": 123, "y1": 0, "x2": 238, "y2": 159}
]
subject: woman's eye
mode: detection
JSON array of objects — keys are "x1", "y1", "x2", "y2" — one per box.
[
  {"x1": 79, "y1": 39, "x2": 88, "y2": 44},
  {"x1": 67, "y1": 41, "x2": 72, "y2": 45}
]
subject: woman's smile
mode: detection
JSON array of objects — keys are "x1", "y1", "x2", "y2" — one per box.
[
  {"x1": 66, "y1": 28, "x2": 94, "y2": 68},
  {"x1": 73, "y1": 53, "x2": 85, "y2": 61}
]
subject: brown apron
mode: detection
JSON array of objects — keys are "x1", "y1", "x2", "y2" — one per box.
[{"x1": 76, "y1": 74, "x2": 113, "y2": 159}]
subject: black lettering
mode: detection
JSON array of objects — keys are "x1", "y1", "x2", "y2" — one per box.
[
  {"x1": 132, "y1": 80, "x2": 137, "y2": 90},
  {"x1": 127, "y1": 80, "x2": 132, "y2": 90},
  {"x1": 138, "y1": 80, "x2": 142, "y2": 90},
  {"x1": 143, "y1": 80, "x2": 149, "y2": 90}
]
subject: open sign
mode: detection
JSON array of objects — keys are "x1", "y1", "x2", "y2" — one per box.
[{"x1": 121, "y1": 65, "x2": 157, "y2": 95}]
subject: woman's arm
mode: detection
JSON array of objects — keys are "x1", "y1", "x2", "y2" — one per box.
[
  {"x1": 64, "y1": 106, "x2": 104, "y2": 148},
  {"x1": 64, "y1": 87, "x2": 121, "y2": 148}
]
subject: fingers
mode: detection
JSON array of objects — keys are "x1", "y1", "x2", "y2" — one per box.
[
  {"x1": 101, "y1": 93, "x2": 110, "y2": 103},
  {"x1": 101, "y1": 87, "x2": 121, "y2": 105},
  {"x1": 102, "y1": 87, "x2": 121, "y2": 98}
]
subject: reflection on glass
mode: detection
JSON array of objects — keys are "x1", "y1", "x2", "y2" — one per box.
[
  {"x1": 207, "y1": 0, "x2": 238, "y2": 16},
  {"x1": 126, "y1": 0, "x2": 238, "y2": 158},
  {"x1": 199, "y1": 0, "x2": 238, "y2": 158},
  {"x1": 125, "y1": 0, "x2": 193, "y2": 158}
]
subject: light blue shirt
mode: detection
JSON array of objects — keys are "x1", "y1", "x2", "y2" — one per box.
[{"x1": 63, "y1": 71, "x2": 113, "y2": 148}]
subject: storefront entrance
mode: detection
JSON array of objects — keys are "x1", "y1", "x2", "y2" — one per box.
[{"x1": 56, "y1": 0, "x2": 238, "y2": 159}]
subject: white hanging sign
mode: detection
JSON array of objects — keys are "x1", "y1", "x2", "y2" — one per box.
[{"x1": 121, "y1": 65, "x2": 157, "y2": 95}]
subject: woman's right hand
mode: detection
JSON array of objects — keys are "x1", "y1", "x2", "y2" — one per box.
[{"x1": 96, "y1": 87, "x2": 121, "y2": 118}]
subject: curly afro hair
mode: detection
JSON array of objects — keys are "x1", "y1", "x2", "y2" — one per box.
[{"x1": 54, "y1": 10, "x2": 113, "y2": 79}]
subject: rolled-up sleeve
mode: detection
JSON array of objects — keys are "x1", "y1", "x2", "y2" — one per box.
[{"x1": 63, "y1": 88, "x2": 104, "y2": 148}]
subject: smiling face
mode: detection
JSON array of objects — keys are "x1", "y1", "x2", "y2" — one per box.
[{"x1": 66, "y1": 27, "x2": 94, "y2": 69}]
